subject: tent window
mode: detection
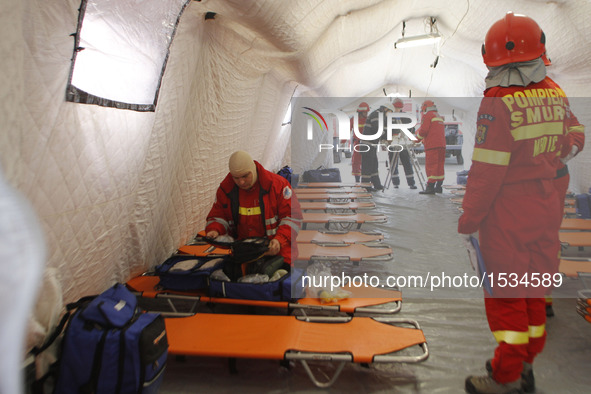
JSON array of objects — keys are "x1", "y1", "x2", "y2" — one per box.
[{"x1": 66, "y1": 0, "x2": 190, "y2": 112}]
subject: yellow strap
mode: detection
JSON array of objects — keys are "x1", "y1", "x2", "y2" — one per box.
[
  {"x1": 472, "y1": 148, "x2": 511, "y2": 166},
  {"x1": 238, "y1": 206, "x2": 262, "y2": 216},
  {"x1": 492, "y1": 330, "x2": 529, "y2": 345},
  {"x1": 528, "y1": 324, "x2": 546, "y2": 339}
]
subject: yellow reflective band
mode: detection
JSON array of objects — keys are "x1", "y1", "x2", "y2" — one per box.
[
  {"x1": 567, "y1": 125, "x2": 585, "y2": 134},
  {"x1": 238, "y1": 206, "x2": 262, "y2": 216},
  {"x1": 528, "y1": 324, "x2": 546, "y2": 339},
  {"x1": 511, "y1": 122, "x2": 563, "y2": 141},
  {"x1": 427, "y1": 175, "x2": 445, "y2": 181},
  {"x1": 492, "y1": 330, "x2": 529, "y2": 345},
  {"x1": 472, "y1": 148, "x2": 511, "y2": 166},
  {"x1": 432, "y1": 117, "x2": 444, "y2": 122}
]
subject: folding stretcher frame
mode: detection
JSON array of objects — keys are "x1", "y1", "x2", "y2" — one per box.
[
  {"x1": 126, "y1": 275, "x2": 403, "y2": 317},
  {"x1": 295, "y1": 187, "x2": 368, "y2": 194},
  {"x1": 295, "y1": 192, "x2": 372, "y2": 201},
  {"x1": 164, "y1": 313, "x2": 429, "y2": 388},
  {"x1": 301, "y1": 212, "x2": 387, "y2": 230},
  {"x1": 296, "y1": 229, "x2": 384, "y2": 245},
  {"x1": 299, "y1": 201, "x2": 377, "y2": 212},
  {"x1": 297, "y1": 182, "x2": 372, "y2": 189},
  {"x1": 296, "y1": 242, "x2": 394, "y2": 265}
]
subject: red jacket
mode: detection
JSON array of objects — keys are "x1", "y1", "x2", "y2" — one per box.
[
  {"x1": 459, "y1": 77, "x2": 570, "y2": 234},
  {"x1": 545, "y1": 79, "x2": 585, "y2": 166},
  {"x1": 205, "y1": 161, "x2": 302, "y2": 264},
  {"x1": 416, "y1": 110, "x2": 446, "y2": 150}
]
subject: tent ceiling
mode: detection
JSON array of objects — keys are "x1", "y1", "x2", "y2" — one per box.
[{"x1": 191, "y1": 0, "x2": 587, "y2": 99}]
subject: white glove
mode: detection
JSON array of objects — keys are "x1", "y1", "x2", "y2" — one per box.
[
  {"x1": 560, "y1": 145, "x2": 579, "y2": 164},
  {"x1": 459, "y1": 233, "x2": 480, "y2": 275}
]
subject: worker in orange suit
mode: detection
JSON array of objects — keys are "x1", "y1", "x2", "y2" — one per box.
[
  {"x1": 350, "y1": 102, "x2": 370, "y2": 182},
  {"x1": 459, "y1": 12, "x2": 571, "y2": 394},
  {"x1": 416, "y1": 100, "x2": 446, "y2": 194}
]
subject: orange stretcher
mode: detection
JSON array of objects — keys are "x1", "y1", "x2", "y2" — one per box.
[
  {"x1": 299, "y1": 201, "x2": 376, "y2": 212},
  {"x1": 164, "y1": 314, "x2": 428, "y2": 387},
  {"x1": 302, "y1": 212, "x2": 387, "y2": 230},
  {"x1": 443, "y1": 185, "x2": 465, "y2": 190},
  {"x1": 295, "y1": 192, "x2": 372, "y2": 201},
  {"x1": 127, "y1": 275, "x2": 402, "y2": 316},
  {"x1": 296, "y1": 243, "x2": 393, "y2": 263},
  {"x1": 296, "y1": 230, "x2": 384, "y2": 245},
  {"x1": 559, "y1": 257, "x2": 591, "y2": 277},
  {"x1": 561, "y1": 218, "x2": 591, "y2": 231},
  {"x1": 297, "y1": 182, "x2": 372, "y2": 188},
  {"x1": 560, "y1": 232, "x2": 591, "y2": 247},
  {"x1": 295, "y1": 187, "x2": 368, "y2": 194}
]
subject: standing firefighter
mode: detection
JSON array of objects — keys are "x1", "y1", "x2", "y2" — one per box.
[
  {"x1": 416, "y1": 100, "x2": 445, "y2": 194},
  {"x1": 351, "y1": 102, "x2": 370, "y2": 182},
  {"x1": 388, "y1": 98, "x2": 417, "y2": 189},
  {"x1": 459, "y1": 12, "x2": 573, "y2": 394}
]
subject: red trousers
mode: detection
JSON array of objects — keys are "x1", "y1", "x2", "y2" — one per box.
[
  {"x1": 479, "y1": 179, "x2": 561, "y2": 383},
  {"x1": 485, "y1": 298, "x2": 546, "y2": 383},
  {"x1": 424, "y1": 147, "x2": 445, "y2": 184}
]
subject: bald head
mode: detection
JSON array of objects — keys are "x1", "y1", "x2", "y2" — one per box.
[{"x1": 229, "y1": 151, "x2": 257, "y2": 189}]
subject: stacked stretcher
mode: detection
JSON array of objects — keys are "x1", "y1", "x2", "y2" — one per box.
[{"x1": 125, "y1": 179, "x2": 429, "y2": 388}]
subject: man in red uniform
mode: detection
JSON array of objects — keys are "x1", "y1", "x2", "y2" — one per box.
[
  {"x1": 351, "y1": 102, "x2": 369, "y2": 182},
  {"x1": 205, "y1": 151, "x2": 302, "y2": 272},
  {"x1": 416, "y1": 100, "x2": 446, "y2": 194},
  {"x1": 459, "y1": 12, "x2": 572, "y2": 394}
]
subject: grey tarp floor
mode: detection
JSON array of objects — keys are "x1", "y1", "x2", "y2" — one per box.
[{"x1": 158, "y1": 152, "x2": 591, "y2": 393}]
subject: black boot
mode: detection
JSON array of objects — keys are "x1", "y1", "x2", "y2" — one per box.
[
  {"x1": 419, "y1": 182, "x2": 436, "y2": 195},
  {"x1": 371, "y1": 175, "x2": 383, "y2": 191},
  {"x1": 408, "y1": 177, "x2": 417, "y2": 190},
  {"x1": 435, "y1": 180, "x2": 443, "y2": 194}
]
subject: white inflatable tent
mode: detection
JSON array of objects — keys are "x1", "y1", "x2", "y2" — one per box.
[{"x1": 1, "y1": 0, "x2": 590, "y2": 392}]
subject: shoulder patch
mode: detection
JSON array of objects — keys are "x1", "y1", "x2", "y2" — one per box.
[
  {"x1": 478, "y1": 114, "x2": 495, "y2": 121},
  {"x1": 475, "y1": 124, "x2": 488, "y2": 144},
  {"x1": 282, "y1": 186, "x2": 292, "y2": 199}
]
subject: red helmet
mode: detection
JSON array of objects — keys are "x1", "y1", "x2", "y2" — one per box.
[
  {"x1": 393, "y1": 98, "x2": 404, "y2": 109},
  {"x1": 357, "y1": 102, "x2": 370, "y2": 112},
  {"x1": 482, "y1": 12, "x2": 547, "y2": 67},
  {"x1": 421, "y1": 100, "x2": 435, "y2": 113}
]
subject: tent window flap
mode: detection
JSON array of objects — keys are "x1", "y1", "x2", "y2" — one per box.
[{"x1": 66, "y1": 0, "x2": 190, "y2": 112}]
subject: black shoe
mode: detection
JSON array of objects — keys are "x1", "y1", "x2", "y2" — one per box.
[
  {"x1": 435, "y1": 181, "x2": 443, "y2": 194},
  {"x1": 419, "y1": 183, "x2": 436, "y2": 195},
  {"x1": 409, "y1": 185, "x2": 417, "y2": 189},
  {"x1": 394, "y1": 185, "x2": 399, "y2": 189},
  {"x1": 486, "y1": 359, "x2": 534, "y2": 393},
  {"x1": 546, "y1": 304, "x2": 554, "y2": 317}
]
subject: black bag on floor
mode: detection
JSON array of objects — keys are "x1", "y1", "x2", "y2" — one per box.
[
  {"x1": 54, "y1": 283, "x2": 168, "y2": 394},
  {"x1": 302, "y1": 167, "x2": 341, "y2": 183}
]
